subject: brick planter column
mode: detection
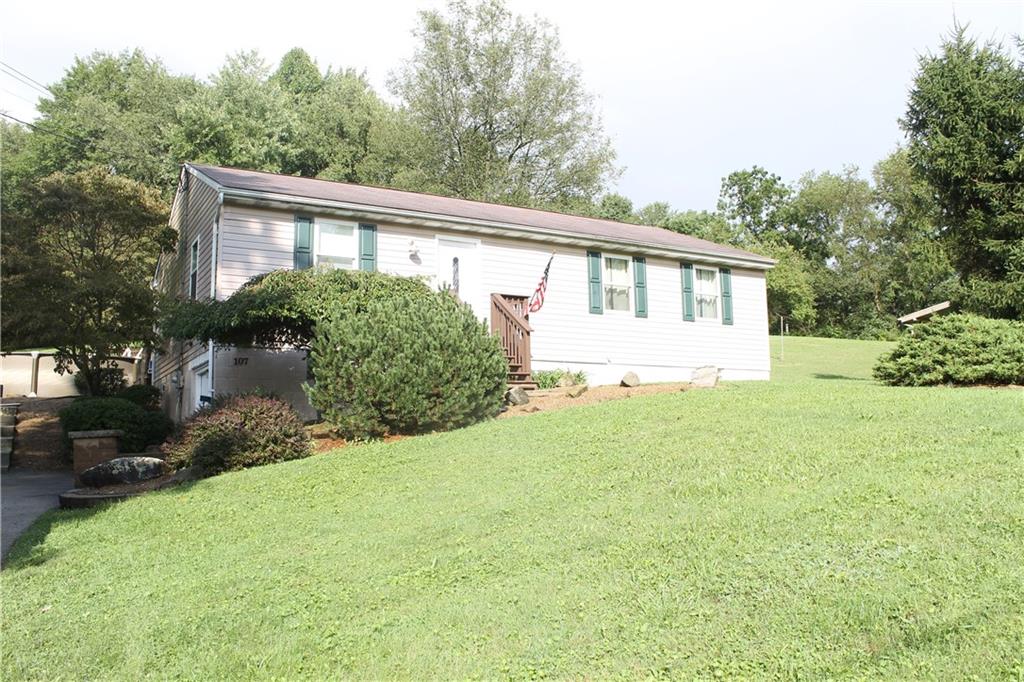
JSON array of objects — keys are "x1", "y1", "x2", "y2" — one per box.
[{"x1": 68, "y1": 430, "x2": 122, "y2": 486}]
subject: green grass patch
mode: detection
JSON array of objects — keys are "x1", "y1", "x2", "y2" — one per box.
[{"x1": 3, "y1": 337, "x2": 1022, "y2": 679}]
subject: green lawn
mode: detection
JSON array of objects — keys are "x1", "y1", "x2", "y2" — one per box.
[{"x1": 4, "y1": 337, "x2": 1022, "y2": 679}]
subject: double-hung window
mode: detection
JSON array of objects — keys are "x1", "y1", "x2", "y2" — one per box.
[
  {"x1": 694, "y1": 266, "x2": 719, "y2": 319},
  {"x1": 603, "y1": 256, "x2": 631, "y2": 312},
  {"x1": 188, "y1": 239, "x2": 199, "y2": 300},
  {"x1": 316, "y1": 220, "x2": 357, "y2": 269}
]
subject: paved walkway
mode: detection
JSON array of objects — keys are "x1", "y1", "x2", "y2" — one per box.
[{"x1": 1, "y1": 469, "x2": 72, "y2": 563}]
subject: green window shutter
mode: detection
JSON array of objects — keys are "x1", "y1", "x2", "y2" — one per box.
[
  {"x1": 633, "y1": 256, "x2": 647, "y2": 318},
  {"x1": 587, "y1": 251, "x2": 603, "y2": 314},
  {"x1": 681, "y1": 263, "x2": 695, "y2": 321},
  {"x1": 720, "y1": 267, "x2": 734, "y2": 325},
  {"x1": 293, "y1": 216, "x2": 313, "y2": 270},
  {"x1": 358, "y1": 223, "x2": 377, "y2": 272}
]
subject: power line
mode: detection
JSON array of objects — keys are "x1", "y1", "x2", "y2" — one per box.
[
  {"x1": 0, "y1": 61, "x2": 53, "y2": 96},
  {"x1": 0, "y1": 67, "x2": 50, "y2": 99},
  {"x1": 1, "y1": 87, "x2": 38, "y2": 108},
  {"x1": 0, "y1": 111, "x2": 86, "y2": 148}
]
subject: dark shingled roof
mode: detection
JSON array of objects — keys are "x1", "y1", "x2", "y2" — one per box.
[{"x1": 191, "y1": 164, "x2": 772, "y2": 265}]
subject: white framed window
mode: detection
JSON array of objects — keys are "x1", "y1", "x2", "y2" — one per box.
[
  {"x1": 695, "y1": 266, "x2": 719, "y2": 319},
  {"x1": 188, "y1": 239, "x2": 199, "y2": 300},
  {"x1": 603, "y1": 256, "x2": 631, "y2": 312},
  {"x1": 315, "y1": 219, "x2": 357, "y2": 269}
]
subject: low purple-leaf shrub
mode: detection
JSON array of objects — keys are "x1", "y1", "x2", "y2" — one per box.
[{"x1": 164, "y1": 394, "x2": 312, "y2": 477}]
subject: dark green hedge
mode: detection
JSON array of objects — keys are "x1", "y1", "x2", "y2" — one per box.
[
  {"x1": 160, "y1": 268, "x2": 434, "y2": 349},
  {"x1": 305, "y1": 290, "x2": 508, "y2": 439},
  {"x1": 59, "y1": 397, "x2": 173, "y2": 453},
  {"x1": 873, "y1": 314, "x2": 1024, "y2": 386}
]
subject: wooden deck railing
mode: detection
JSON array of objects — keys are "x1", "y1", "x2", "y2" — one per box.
[{"x1": 490, "y1": 293, "x2": 533, "y2": 382}]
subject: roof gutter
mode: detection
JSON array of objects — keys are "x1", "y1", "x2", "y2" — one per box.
[{"x1": 186, "y1": 166, "x2": 775, "y2": 270}]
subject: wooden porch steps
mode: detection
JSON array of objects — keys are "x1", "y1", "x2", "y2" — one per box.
[{"x1": 491, "y1": 293, "x2": 537, "y2": 390}]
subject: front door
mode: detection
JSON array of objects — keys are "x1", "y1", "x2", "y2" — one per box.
[{"x1": 436, "y1": 237, "x2": 483, "y2": 318}]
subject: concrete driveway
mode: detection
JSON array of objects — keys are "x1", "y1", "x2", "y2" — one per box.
[{"x1": 2, "y1": 469, "x2": 72, "y2": 563}]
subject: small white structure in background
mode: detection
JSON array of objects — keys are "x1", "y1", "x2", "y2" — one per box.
[{"x1": 897, "y1": 301, "x2": 952, "y2": 327}]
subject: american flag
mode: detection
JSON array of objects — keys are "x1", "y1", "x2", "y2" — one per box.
[{"x1": 528, "y1": 254, "x2": 554, "y2": 314}]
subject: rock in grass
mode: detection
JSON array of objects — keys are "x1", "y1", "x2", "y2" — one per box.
[
  {"x1": 80, "y1": 456, "x2": 167, "y2": 487},
  {"x1": 505, "y1": 386, "x2": 530, "y2": 406},
  {"x1": 566, "y1": 384, "x2": 589, "y2": 398},
  {"x1": 691, "y1": 365, "x2": 720, "y2": 388},
  {"x1": 620, "y1": 371, "x2": 640, "y2": 387}
]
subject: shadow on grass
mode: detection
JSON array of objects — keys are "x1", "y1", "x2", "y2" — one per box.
[
  {"x1": 813, "y1": 373, "x2": 869, "y2": 381},
  {"x1": 3, "y1": 480, "x2": 201, "y2": 572}
]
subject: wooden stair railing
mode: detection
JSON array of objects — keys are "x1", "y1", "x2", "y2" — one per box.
[{"x1": 490, "y1": 294, "x2": 535, "y2": 387}]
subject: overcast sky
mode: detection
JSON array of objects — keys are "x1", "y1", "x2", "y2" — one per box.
[{"x1": 2, "y1": 0, "x2": 1021, "y2": 210}]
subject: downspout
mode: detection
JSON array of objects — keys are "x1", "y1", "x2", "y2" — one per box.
[{"x1": 208, "y1": 191, "x2": 223, "y2": 399}]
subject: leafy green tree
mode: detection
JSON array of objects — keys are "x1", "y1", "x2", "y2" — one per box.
[
  {"x1": 785, "y1": 167, "x2": 877, "y2": 263},
  {"x1": 273, "y1": 48, "x2": 323, "y2": 96},
  {"x1": 903, "y1": 30, "x2": 1024, "y2": 317},
  {"x1": 169, "y1": 51, "x2": 296, "y2": 172},
  {"x1": 2, "y1": 168, "x2": 173, "y2": 394},
  {"x1": 596, "y1": 193, "x2": 635, "y2": 222},
  {"x1": 872, "y1": 149, "x2": 957, "y2": 315},
  {"x1": 663, "y1": 210, "x2": 738, "y2": 245},
  {"x1": 634, "y1": 201, "x2": 673, "y2": 227},
  {"x1": 27, "y1": 50, "x2": 197, "y2": 193},
  {"x1": 749, "y1": 240, "x2": 817, "y2": 330},
  {"x1": 717, "y1": 166, "x2": 791, "y2": 243},
  {"x1": 390, "y1": 0, "x2": 618, "y2": 207}
]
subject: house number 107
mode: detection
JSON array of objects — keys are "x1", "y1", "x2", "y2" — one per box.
[{"x1": 234, "y1": 357, "x2": 249, "y2": 366}]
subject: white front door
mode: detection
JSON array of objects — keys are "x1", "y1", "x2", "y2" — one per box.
[{"x1": 436, "y1": 237, "x2": 483, "y2": 318}]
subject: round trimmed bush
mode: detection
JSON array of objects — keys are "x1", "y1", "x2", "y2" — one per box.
[
  {"x1": 73, "y1": 367, "x2": 127, "y2": 396},
  {"x1": 117, "y1": 384, "x2": 162, "y2": 411},
  {"x1": 873, "y1": 314, "x2": 1024, "y2": 386},
  {"x1": 59, "y1": 397, "x2": 173, "y2": 453},
  {"x1": 164, "y1": 394, "x2": 312, "y2": 476},
  {"x1": 305, "y1": 290, "x2": 508, "y2": 439}
]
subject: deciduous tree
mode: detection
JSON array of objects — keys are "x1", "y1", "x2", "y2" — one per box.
[
  {"x1": 2, "y1": 168, "x2": 173, "y2": 394},
  {"x1": 390, "y1": 0, "x2": 618, "y2": 208}
]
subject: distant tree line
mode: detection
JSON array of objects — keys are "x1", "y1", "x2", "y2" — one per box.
[{"x1": 2, "y1": 0, "x2": 1021, "y2": 367}]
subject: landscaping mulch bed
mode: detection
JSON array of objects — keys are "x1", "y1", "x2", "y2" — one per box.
[{"x1": 499, "y1": 382, "x2": 699, "y2": 418}]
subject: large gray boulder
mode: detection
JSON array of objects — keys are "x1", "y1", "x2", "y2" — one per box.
[
  {"x1": 80, "y1": 456, "x2": 168, "y2": 488},
  {"x1": 505, "y1": 386, "x2": 531, "y2": 406},
  {"x1": 620, "y1": 371, "x2": 640, "y2": 387},
  {"x1": 691, "y1": 365, "x2": 720, "y2": 388}
]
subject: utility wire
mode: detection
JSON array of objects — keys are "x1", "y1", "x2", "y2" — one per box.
[
  {"x1": 0, "y1": 67, "x2": 51, "y2": 99},
  {"x1": 0, "y1": 111, "x2": 87, "y2": 148},
  {"x1": 0, "y1": 61, "x2": 53, "y2": 96},
  {"x1": 1, "y1": 87, "x2": 38, "y2": 108}
]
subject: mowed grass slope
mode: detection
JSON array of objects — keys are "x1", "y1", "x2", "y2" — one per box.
[{"x1": 4, "y1": 337, "x2": 1022, "y2": 679}]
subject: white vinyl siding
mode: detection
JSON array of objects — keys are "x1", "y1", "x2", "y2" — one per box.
[{"x1": 210, "y1": 204, "x2": 771, "y2": 401}]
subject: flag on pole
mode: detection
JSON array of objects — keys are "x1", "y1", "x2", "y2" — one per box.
[{"x1": 528, "y1": 253, "x2": 554, "y2": 314}]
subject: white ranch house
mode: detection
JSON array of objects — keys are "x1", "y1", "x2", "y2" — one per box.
[{"x1": 153, "y1": 164, "x2": 774, "y2": 422}]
